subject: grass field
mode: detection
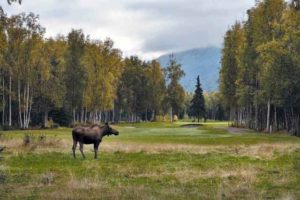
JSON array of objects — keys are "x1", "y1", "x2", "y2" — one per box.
[{"x1": 1, "y1": 122, "x2": 300, "y2": 199}]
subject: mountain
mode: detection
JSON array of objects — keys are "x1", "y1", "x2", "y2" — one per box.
[{"x1": 157, "y1": 47, "x2": 221, "y2": 92}]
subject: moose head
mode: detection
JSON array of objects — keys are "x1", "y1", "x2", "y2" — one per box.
[{"x1": 104, "y1": 122, "x2": 119, "y2": 136}]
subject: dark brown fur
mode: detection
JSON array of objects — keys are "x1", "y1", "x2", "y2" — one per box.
[{"x1": 72, "y1": 123, "x2": 119, "y2": 159}]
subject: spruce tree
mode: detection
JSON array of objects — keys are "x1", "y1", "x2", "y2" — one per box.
[{"x1": 190, "y1": 76, "x2": 206, "y2": 122}]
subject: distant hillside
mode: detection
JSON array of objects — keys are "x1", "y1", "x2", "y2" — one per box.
[{"x1": 158, "y1": 47, "x2": 221, "y2": 92}]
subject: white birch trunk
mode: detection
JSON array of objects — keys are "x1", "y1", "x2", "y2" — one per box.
[
  {"x1": 18, "y1": 79, "x2": 23, "y2": 129},
  {"x1": 23, "y1": 82, "x2": 27, "y2": 128}
]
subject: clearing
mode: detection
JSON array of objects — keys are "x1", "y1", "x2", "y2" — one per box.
[{"x1": 0, "y1": 122, "x2": 300, "y2": 199}]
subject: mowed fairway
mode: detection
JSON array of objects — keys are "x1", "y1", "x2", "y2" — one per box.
[{"x1": 1, "y1": 122, "x2": 300, "y2": 199}]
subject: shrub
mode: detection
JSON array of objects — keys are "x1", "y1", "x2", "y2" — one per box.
[
  {"x1": 23, "y1": 134, "x2": 31, "y2": 146},
  {"x1": 41, "y1": 172, "x2": 54, "y2": 185}
]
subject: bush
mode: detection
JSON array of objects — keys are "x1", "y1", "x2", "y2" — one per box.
[
  {"x1": 2, "y1": 125, "x2": 17, "y2": 131},
  {"x1": 23, "y1": 134, "x2": 32, "y2": 146},
  {"x1": 49, "y1": 108, "x2": 72, "y2": 127}
]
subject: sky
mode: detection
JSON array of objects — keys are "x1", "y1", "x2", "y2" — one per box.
[{"x1": 2, "y1": 0, "x2": 255, "y2": 60}]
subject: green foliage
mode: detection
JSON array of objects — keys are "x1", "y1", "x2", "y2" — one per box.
[
  {"x1": 190, "y1": 76, "x2": 206, "y2": 122},
  {"x1": 219, "y1": 22, "x2": 245, "y2": 110},
  {"x1": 165, "y1": 55, "x2": 185, "y2": 118},
  {"x1": 220, "y1": 0, "x2": 300, "y2": 134},
  {"x1": 82, "y1": 39, "x2": 123, "y2": 112},
  {"x1": 64, "y1": 29, "x2": 86, "y2": 115},
  {"x1": 0, "y1": 6, "x2": 181, "y2": 127},
  {"x1": 115, "y1": 57, "x2": 166, "y2": 122}
]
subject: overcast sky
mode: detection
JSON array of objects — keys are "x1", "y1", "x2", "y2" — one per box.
[{"x1": 2, "y1": 0, "x2": 255, "y2": 59}]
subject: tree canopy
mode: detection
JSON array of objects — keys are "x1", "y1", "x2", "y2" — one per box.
[{"x1": 219, "y1": 0, "x2": 300, "y2": 135}]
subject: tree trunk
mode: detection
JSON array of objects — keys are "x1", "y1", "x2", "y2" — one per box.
[
  {"x1": 274, "y1": 106, "x2": 277, "y2": 131},
  {"x1": 266, "y1": 99, "x2": 271, "y2": 133},
  {"x1": 2, "y1": 75, "x2": 5, "y2": 126},
  {"x1": 24, "y1": 81, "x2": 30, "y2": 128},
  {"x1": 170, "y1": 107, "x2": 173, "y2": 123},
  {"x1": 284, "y1": 108, "x2": 289, "y2": 131},
  {"x1": 44, "y1": 110, "x2": 48, "y2": 128},
  {"x1": 18, "y1": 79, "x2": 23, "y2": 129},
  {"x1": 84, "y1": 108, "x2": 86, "y2": 124},
  {"x1": 9, "y1": 74, "x2": 11, "y2": 127},
  {"x1": 99, "y1": 111, "x2": 102, "y2": 123},
  {"x1": 73, "y1": 109, "x2": 76, "y2": 125},
  {"x1": 112, "y1": 102, "x2": 115, "y2": 123},
  {"x1": 255, "y1": 102, "x2": 258, "y2": 131},
  {"x1": 105, "y1": 111, "x2": 108, "y2": 123},
  {"x1": 26, "y1": 97, "x2": 32, "y2": 128},
  {"x1": 81, "y1": 107, "x2": 84, "y2": 123}
]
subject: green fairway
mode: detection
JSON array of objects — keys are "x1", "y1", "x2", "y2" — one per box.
[{"x1": 1, "y1": 122, "x2": 300, "y2": 199}]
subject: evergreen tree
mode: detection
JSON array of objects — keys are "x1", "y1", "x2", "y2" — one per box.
[{"x1": 190, "y1": 76, "x2": 206, "y2": 122}]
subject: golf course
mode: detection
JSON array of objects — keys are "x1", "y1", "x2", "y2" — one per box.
[{"x1": 1, "y1": 122, "x2": 300, "y2": 199}]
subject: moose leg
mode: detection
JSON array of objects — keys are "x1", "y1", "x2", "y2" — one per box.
[
  {"x1": 79, "y1": 143, "x2": 86, "y2": 159},
  {"x1": 72, "y1": 140, "x2": 78, "y2": 158},
  {"x1": 94, "y1": 142, "x2": 100, "y2": 159}
]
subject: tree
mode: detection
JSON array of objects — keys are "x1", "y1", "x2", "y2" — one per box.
[
  {"x1": 190, "y1": 76, "x2": 206, "y2": 122},
  {"x1": 165, "y1": 55, "x2": 185, "y2": 122},
  {"x1": 220, "y1": 0, "x2": 300, "y2": 135},
  {"x1": 34, "y1": 36, "x2": 67, "y2": 127},
  {"x1": 0, "y1": 6, "x2": 175, "y2": 128},
  {"x1": 64, "y1": 29, "x2": 86, "y2": 125},
  {"x1": 0, "y1": 7, "x2": 7, "y2": 126},
  {"x1": 82, "y1": 38, "x2": 123, "y2": 123},
  {"x1": 219, "y1": 22, "x2": 245, "y2": 125},
  {"x1": 145, "y1": 60, "x2": 165, "y2": 121},
  {"x1": 18, "y1": 13, "x2": 45, "y2": 128},
  {"x1": 205, "y1": 92, "x2": 227, "y2": 121},
  {"x1": 292, "y1": 0, "x2": 300, "y2": 9},
  {"x1": 115, "y1": 56, "x2": 146, "y2": 122}
]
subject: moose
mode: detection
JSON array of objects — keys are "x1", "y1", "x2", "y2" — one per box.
[{"x1": 72, "y1": 123, "x2": 119, "y2": 159}]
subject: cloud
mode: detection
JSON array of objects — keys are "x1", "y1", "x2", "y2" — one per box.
[{"x1": 2, "y1": 0, "x2": 255, "y2": 59}]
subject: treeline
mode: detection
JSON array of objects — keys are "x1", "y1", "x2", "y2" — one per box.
[
  {"x1": 220, "y1": 0, "x2": 300, "y2": 135},
  {"x1": 0, "y1": 7, "x2": 192, "y2": 128}
]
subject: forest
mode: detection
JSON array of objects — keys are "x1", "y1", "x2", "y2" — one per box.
[
  {"x1": 0, "y1": 3, "x2": 219, "y2": 129},
  {"x1": 220, "y1": 0, "x2": 300, "y2": 136}
]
